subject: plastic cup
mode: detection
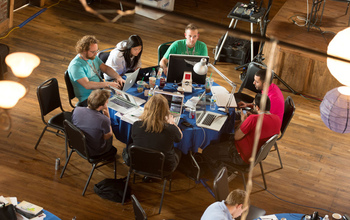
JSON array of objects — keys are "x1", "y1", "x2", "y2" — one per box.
[
  {"x1": 177, "y1": 86, "x2": 185, "y2": 94},
  {"x1": 137, "y1": 80, "x2": 144, "y2": 93},
  {"x1": 205, "y1": 77, "x2": 214, "y2": 93},
  {"x1": 159, "y1": 77, "x2": 166, "y2": 89},
  {"x1": 332, "y1": 214, "x2": 342, "y2": 220},
  {"x1": 149, "y1": 77, "x2": 156, "y2": 88}
]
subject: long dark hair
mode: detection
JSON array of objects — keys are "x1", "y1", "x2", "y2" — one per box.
[{"x1": 121, "y1": 35, "x2": 143, "y2": 69}]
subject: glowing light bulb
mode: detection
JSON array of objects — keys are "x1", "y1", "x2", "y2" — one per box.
[
  {"x1": 0, "y1": 81, "x2": 26, "y2": 109},
  {"x1": 5, "y1": 52, "x2": 40, "y2": 78}
]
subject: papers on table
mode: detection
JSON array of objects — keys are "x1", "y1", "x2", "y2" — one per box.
[
  {"x1": 259, "y1": 214, "x2": 279, "y2": 220},
  {"x1": 0, "y1": 196, "x2": 46, "y2": 220},
  {"x1": 116, "y1": 107, "x2": 144, "y2": 124},
  {"x1": 211, "y1": 86, "x2": 237, "y2": 108}
]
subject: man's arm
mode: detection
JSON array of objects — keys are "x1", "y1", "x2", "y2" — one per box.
[
  {"x1": 234, "y1": 111, "x2": 248, "y2": 140},
  {"x1": 100, "y1": 63, "x2": 125, "y2": 86},
  {"x1": 102, "y1": 106, "x2": 113, "y2": 140},
  {"x1": 159, "y1": 57, "x2": 169, "y2": 75},
  {"x1": 77, "y1": 77, "x2": 119, "y2": 90}
]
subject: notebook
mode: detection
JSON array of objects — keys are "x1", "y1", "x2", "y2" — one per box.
[
  {"x1": 108, "y1": 86, "x2": 145, "y2": 114},
  {"x1": 153, "y1": 90, "x2": 184, "y2": 125},
  {"x1": 123, "y1": 69, "x2": 140, "y2": 92},
  {"x1": 195, "y1": 91, "x2": 228, "y2": 131}
]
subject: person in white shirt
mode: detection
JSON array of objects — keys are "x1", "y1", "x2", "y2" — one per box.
[
  {"x1": 104, "y1": 35, "x2": 143, "y2": 81},
  {"x1": 201, "y1": 189, "x2": 248, "y2": 220}
]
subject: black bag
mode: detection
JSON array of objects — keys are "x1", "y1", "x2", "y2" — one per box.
[
  {"x1": 94, "y1": 178, "x2": 131, "y2": 203},
  {"x1": 0, "y1": 203, "x2": 17, "y2": 220}
]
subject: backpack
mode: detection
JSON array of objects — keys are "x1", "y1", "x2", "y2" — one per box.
[{"x1": 94, "y1": 178, "x2": 131, "y2": 203}]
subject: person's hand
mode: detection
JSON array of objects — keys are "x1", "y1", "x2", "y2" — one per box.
[
  {"x1": 238, "y1": 101, "x2": 247, "y2": 108},
  {"x1": 115, "y1": 77, "x2": 125, "y2": 89},
  {"x1": 107, "y1": 81, "x2": 120, "y2": 89},
  {"x1": 163, "y1": 66, "x2": 168, "y2": 76},
  {"x1": 102, "y1": 105, "x2": 110, "y2": 118},
  {"x1": 240, "y1": 110, "x2": 248, "y2": 121},
  {"x1": 167, "y1": 114, "x2": 175, "y2": 124}
]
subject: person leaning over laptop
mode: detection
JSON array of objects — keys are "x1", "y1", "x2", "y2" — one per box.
[
  {"x1": 104, "y1": 35, "x2": 143, "y2": 81},
  {"x1": 201, "y1": 189, "x2": 248, "y2": 220},
  {"x1": 203, "y1": 94, "x2": 281, "y2": 170},
  {"x1": 72, "y1": 89, "x2": 117, "y2": 157},
  {"x1": 159, "y1": 23, "x2": 208, "y2": 75},
  {"x1": 68, "y1": 35, "x2": 125, "y2": 107},
  {"x1": 128, "y1": 94, "x2": 183, "y2": 180}
]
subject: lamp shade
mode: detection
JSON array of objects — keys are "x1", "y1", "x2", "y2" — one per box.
[
  {"x1": 5, "y1": 52, "x2": 40, "y2": 78},
  {"x1": 320, "y1": 86, "x2": 350, "y2": 133},
  {"x1": 0, "y1": 81, "x2": 26, "y2": 109},
  {"x1": 327, "y1": 27, "x2": 350, "y2": 86},
  {"x1": 193, "y1": 58, "x2": 208, "y2": 75}
]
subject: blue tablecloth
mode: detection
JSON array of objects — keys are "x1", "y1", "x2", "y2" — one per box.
[
  {"x1": 44, "y1": 209, "x2": 61, "y2": 219},
  {"x1": 109, "y1": 80, "x2": 235, "y2": 154},
  {"x1": 273, "y1": 213, "x2": 304, "y2": 220}
]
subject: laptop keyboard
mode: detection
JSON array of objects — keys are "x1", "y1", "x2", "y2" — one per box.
[
  {"x1": 202, "y1": 114, "x2": 216, "y2": 126},
  {"x1": 111, "y1": 98, "x2": 134, "y2": 109}
]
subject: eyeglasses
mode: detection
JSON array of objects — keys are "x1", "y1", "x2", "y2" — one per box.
[{"x1": 89, "y1": 49, "x2": 100, "y2": 54}]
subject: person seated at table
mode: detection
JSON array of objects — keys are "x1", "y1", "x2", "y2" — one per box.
[
  {"x1": 72, "y1": 89, "x2": 116, "y2": 157},
  {"x1": 130, "y1": 94, "x2": 183, "y2": 176},
  {"x1": 68, "y1": 35, "x2": 125, "y2": 107},
  {"x1": 159, "y1": 23, "x2": 208, "y2": 75},
  {"x1": 104, "y1": 35, "x2": 143, "y2": 80},
  {"x1": 203, "y1": 94, "x2": 281, "y2": 170},
  {"x1": 237, "y1": 69, "x2": 284, "y2": 124},
  {"x1": 201, "y1": 189, "x2": 248, "y2": 220}
]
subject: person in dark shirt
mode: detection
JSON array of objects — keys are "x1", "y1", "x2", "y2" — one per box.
[{"x1": 131, "y1": 94, "x2": 183, "y2": 174}]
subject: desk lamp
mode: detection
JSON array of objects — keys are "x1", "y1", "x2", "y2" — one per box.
[
  {"x1": 0, "y1": 52, "x2": 40, "y2": 130},
  {"x1": 193, "y1": 58, "x2": 237, "y2": 113}
]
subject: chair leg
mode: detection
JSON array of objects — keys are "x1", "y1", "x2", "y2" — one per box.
[
  {"x1": 64, "y1": 134, "x2": 68, "y2": 160},
  {"x1": 259, "y1": 162, "x2": 267, "y2": 190},
  {"x1": 241, "y1": 172, "x2": 247, "y2": 191},
  {"x1": 60, "y1": 150, "x2": 74, "y2": 178},
  {"x1": 159, "y1": 179, "x2": 167, "y2": 214},
  {"x1": 114, "y1": 158, "x2": 117, "y2": 179},
  {"x1": 122, "y1": 171, "x2": 131, "y2": 205},
  {"x1": 82, "y1": 163, "x2": 97, "y2": 196},
  {"x1": 168, "y1": 178, "x2": 172, "y2": 192},
  {"x1": 34, "y1": 126, "x2": 48, "y2": 149},
  {"x1": 274, "y1": 142, "x2": 283, "y2": 169}
]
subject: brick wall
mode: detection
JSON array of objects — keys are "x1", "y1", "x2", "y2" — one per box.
[{"x1": 0, "y1": 0, "x2": 8, "y2": 24}]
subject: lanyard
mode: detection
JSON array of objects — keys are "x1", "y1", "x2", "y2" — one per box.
[
  {"x1": 186, "y1": 45, "x2": 196, "y2": 55},
  {"x1": 80, "y1": 55, "x2": 103, "y2": 81}
]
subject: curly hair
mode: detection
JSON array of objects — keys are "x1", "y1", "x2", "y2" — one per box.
[
  {"x1": 75, "y1": 35, "x2": 99, "y2": 53},
  {"x1": 139, "y1": 94, "x2": 170, "y2": 133},
  {"x1": 87, "y1": 89, "x2": 110, "y2": 110}
]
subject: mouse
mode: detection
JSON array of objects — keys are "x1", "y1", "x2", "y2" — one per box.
[{"x1": 218, "y1": 107, "x2": 226, "y2": 112}]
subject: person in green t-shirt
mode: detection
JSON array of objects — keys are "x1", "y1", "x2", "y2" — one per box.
[{"x1": 160, "y1": 23, "x2": 208, "y2": 75}]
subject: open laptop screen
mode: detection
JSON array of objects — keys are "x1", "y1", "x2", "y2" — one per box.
[{"x1": 153, "y1": 90, "x2": 184, "y2": 115}]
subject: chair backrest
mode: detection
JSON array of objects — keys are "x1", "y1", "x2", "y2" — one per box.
[
  {"x1": 254, "y1": 134, "x2": 279, "y2": 166},
  {"x1": 131, "y1": 194, "x2": 147, "y2": 220},
  {"x1": 279, "y1": 96, "x2": 296, "y2": 139},
  {"x1": 157, "y1": 41, "x2": 174, "y2": 64},
  {"x1": 64, "y1": 70, "x2": 77, "y2": 109},
  {"x1": 63, "y1": 119, "x2": 90, "y2": 160},
  {"x1": 37, "y1": 78, "x2": 64, "y2": 118},
  {"x1": 213, "y1": 166, "x2": 229, "y2": 201},
  {"x1": 238, "y1": 62, "x2": 262, "y2": 94},
  {"x1": 128, "y1": 145, "x2": 166, "y2": 179},
  {"x1": 97, "y1": 47, "x2": 114, "y2": 80}
]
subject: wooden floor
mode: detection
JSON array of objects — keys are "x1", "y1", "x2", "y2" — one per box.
[{"x1": 1, "y1": 0, "x2": 350, "y2": 219}]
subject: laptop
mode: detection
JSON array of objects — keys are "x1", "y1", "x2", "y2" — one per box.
[
  {"x1": 123, "y1": 69, "x2": 140, "y2": 92},
  {"x1": 108, "y1": 86, "x2": 145, "y2": 114},
  {"x1": 153, "y1": 90, "x2": 184, "y2": 125},
  {"x1": 195, "y1": 91, "x2": 228, "y2": 131},
  {"x1": 137, "y1": 65, "x2": 159, "y2": 81}
]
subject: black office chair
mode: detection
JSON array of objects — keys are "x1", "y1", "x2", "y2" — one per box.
[
  {"x1": 157, "y1": 41, "x2": 174, "y2": 64},
  {"x1": 213, "y1": 167, "x2": 266, "y2": 220},
  {"x1": 272, "y1": 96, "x2": 296, "y2": 169},
  {"x1": 122, "y1": 145, "x2": 173, "y2": 214},
  {"x1": 131, "y1": 194, "x2": 147, "y2": 220},
  {"x1": 97, "y1": 47, "x2": 114, "y2": 80},
  {"x1": 60, "y1": 120, "x2": 117, "y2": 196},
  {"x1": 222, "y1": 134, "x2": 279, "y2": 190},
  {"x1": 35, "y1": 78, "x2": 72, "y2": 159},
  {"x1": 234, "y1": 62, "x2": 262, "y2": 104}
]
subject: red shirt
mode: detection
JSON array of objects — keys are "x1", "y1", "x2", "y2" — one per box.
[{"x1": 235, "y1": 113, "x2": 281, "y2": 163}]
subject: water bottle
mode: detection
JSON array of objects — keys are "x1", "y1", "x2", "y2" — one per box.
[
  {"x1": 210, "y1": 95, "x2": 216, "y2": 110},
  {"x1": 154, "y1": 85, "x2": 159, "y2": 92},
  {"x1": 157, "y1": 67, "x2": 163, "y2": 79},
  {"x1": 150, "y1": 68, "x2": 156, "y2": 78},
  {"x1": 323, "y1": 215, "x2": 329, "y2": 220},
  {"x1": 148, "y1": 88, "x2": 154, "y2": 100}
]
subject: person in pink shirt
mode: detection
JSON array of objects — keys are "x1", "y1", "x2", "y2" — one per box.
[{"x1": 238, "y1": 69, "x2": 284, "y2": 124}]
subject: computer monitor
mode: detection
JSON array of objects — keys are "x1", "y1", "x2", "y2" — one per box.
[{"x1": 167, "y1": 54, "x2": 210, "y2": 85}]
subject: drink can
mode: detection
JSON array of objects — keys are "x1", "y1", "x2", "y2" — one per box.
[
  {"x1": 189, "y1": 107, "x2": 195, "y2": 119},
  {"x1": 55, "y1": 158, "x2": 60, "y2": 170}
]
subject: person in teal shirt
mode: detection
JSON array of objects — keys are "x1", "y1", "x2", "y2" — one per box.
[
  {"x1": 68, "y1": 35, "x2": 125, "y2": 106},
  {"x1": 160, "y1": 23, "x2": 208, "y2": 75}
]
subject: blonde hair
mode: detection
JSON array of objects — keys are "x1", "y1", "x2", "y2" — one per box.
[
  {"x1": 185, "y1": 23, "x2": 198, "y2": 31},
  {"x1": 139, "y1": 94, "x2": 170, "y2": 133},
  {"x1": 225, "y1": 189, "x2": 248, "y2": 206},
  {"x1": 75, "y1": 35, "x2": 99, "y2": 53}
]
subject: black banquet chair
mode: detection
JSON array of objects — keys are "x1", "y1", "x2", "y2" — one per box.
[
  {"x1": 157, "y1": 41, "x2": 174, "y2": 65},
  {"x1": 122, "y1": 145, "x2": 173, "y2": 214},
  {"x1": 272, "y1": 96, "x2": 296, "y2": 169},
  {"x1": 222, "y1": 134, "x2": 279, "y2": 190},
  {"x1": 97, "y1": 47, "x2": 114, "y2": 80},
  {"x1": 213, "y1": 167, "x2": 266, "y2": 220},
  {"x1": 131, "y1": 194, "x2": 147, "y2": 220},
  {"x1": 35, "y1": 78, "x2": 72, "y2": 159},
  {"x1": 60, "y1": 120, "x2": 117, "y2": 196},
  {"x1": 64, "y1": 70, "x2": 79, "y2": 109}
]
